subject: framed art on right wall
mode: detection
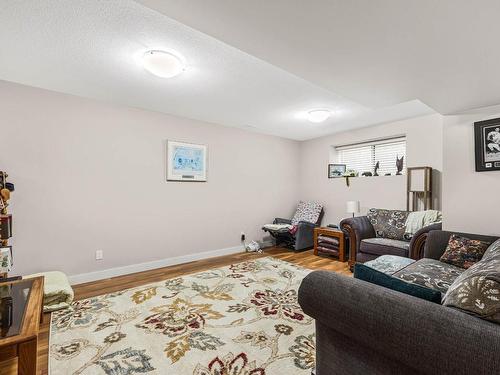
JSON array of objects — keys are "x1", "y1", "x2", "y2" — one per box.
[{"x1": 474, "y1": 117, "x2": 500, "y2": 172}]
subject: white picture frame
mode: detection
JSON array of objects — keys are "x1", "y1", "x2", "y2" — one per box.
[{"x1": 166, "y1": 140, "x2": 208, "y2": 182}]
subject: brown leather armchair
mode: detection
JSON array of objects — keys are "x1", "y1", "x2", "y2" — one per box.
[{"x1": 340, "y1": 215, "x2": 442, "y2": 268}]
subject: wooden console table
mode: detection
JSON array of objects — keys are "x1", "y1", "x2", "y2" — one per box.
[
  {"x1": 313, "y1": 227, "x2": 346, "y2": 262},
  {"x1": 0, "y1": 276, "x2": 44, "y2": 375}
]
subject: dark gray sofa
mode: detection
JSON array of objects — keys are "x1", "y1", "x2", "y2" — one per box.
[{"x1": 298, "y1": 230, "x2": 500, "y2": 375}]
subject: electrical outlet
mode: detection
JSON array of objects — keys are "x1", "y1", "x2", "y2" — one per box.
[
  {"x1": 95, "y1": 250, "x2": 103, "y2": 260},
  {"x1": 240, "y1": 232, "x2": 246, "y2": 242}
]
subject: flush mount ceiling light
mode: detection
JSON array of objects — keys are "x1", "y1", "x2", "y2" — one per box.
[
  {"x1": 307, "y1": 109, "x2": 331, "y2": 123},
  {"x1": 142, "y1": 50, "x2": 185, "y2": 78}
]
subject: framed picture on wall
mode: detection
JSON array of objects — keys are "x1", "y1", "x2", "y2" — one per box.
[
  {"x1": 474, "y1": 118, "x2": 500, "y2": 172},
  {"x1": 167, "y1": 140, "x2": 208, "y2": 182},
  {"x1": 328, "y1": 163, "x2": 346, "y2": 178}
]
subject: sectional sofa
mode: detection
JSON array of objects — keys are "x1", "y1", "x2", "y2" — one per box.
[{"x1": 299, "y1": 230, "x2": 500, "y2": 375}]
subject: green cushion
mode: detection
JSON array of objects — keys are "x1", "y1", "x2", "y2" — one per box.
[
  {"x1": 364, "y1": 255, "x2": 415, "y2": 275},
  {"x1": 354, "y1": 263, "x2": 442, "y2": 304}
]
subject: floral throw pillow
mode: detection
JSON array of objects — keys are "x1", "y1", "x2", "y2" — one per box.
[
  {"x1": 439, "y1": 235, "x2": 491, "y2": 269},
  {"x1": 366, "y1": 209, "x2": 409, "y2": 240},
  {"x1": 291, "y1": 201, "x2": 322, "y2": 225}
]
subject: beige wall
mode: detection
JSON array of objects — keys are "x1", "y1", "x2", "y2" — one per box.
[
  {"x1": 0, "y1": 81, "x2": 300, "y2": 277},
  {"x1": 298, "y1": 114, "x2": 443, "y2": 225},
  {"x1": 6, "y1": 77, "x2": 495, "y2": 279},
  {"x1": 442, "y1": 106, "x2": 500, "y2": 236}
]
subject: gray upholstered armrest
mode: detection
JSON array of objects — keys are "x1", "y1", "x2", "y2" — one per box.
[
  {"x1": 424, "y1": 230, "x2": 500, "y2": 260},
  {"x1": 340, "y1": 216, "x2": 375, "y2": 261},
  {"x1": 273, "y1": 217, "x2": 292, "y2": 225},
  {"x1": 298, "y1": 271, "x2": 500, "y2": 375},
  {"x1": 409, "y1": 222, "x2": 442, "y2": 259},
  {"x1": 294, "y1": 221, "x2": 317, "y2": 250}
]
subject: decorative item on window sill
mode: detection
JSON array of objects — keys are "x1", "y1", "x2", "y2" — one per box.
[
  {"x1": 342, "y1": 170, "x2": 358, "y2": 186},
  {"x1": 396, "y1": 156, "x2": 405, "y2": 175},
  {"x1": 362, "y1": 161, "x2": 379, "y2": 177},
  {"x1": 0, "y1": 171, "x2": 14, "y2": 279}
]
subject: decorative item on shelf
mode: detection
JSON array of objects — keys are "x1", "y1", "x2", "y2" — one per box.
[
  {"x1": 373, "y1": 161, "x2": 380, "y2": 176},
  {"x1": 0, "y1": 171, "x2": 14, "y2": 279},
  {"x1": 361, "y1": 171, "x2": 372, "y2": 176},
  {"x1": 0, "y1": 246, "x2": 12, "y2": 274},
  {"x1": 474, "y1": 117, "x2": 500, "y2": 172},
  {"x1": 166, "y1": 140, "x2": 208, "y2": 182},
  {"x1": 396, "y1": 155, "x2": 405, "y2": 175},
  {"x1": 0, "y1": 172, "x2": 13, "y2": 216},
  {"x1": 0, "y1": 215, "x2": 12, "y2": 240},
  {"x1": 346, "y1": 200, "x2": 360, "y2": 218},
  {"x1": 342, "y1": 169, "x2": 358, "y2": 186},
  {"x1": 343, "y1": 170, "x2": 358, "y2": 177},
  {"x1": 407, "y1": 167, "x2": 433, "y2": 211},
  {"x1": 328, "y1": 163, "x2": 346, "y2": 178},
  {"x1": 385, "y1": 173, "x2": 391, "y2": 176}
]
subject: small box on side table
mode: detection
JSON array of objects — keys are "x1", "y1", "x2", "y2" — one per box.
[{"x1": 314, "y1": 227, "x2": 346, "y2": 262}]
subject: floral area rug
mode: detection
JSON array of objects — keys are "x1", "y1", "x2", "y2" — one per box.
[{"x1": 49, "y1": 257, "x2": 315, "y2": 374}]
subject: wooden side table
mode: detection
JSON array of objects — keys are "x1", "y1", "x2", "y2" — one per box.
[
  {"x1": 314, "y1": 227, "x2": 346, "y2": 262},
  {"x1": 0, "y1": 276, "x2": 44, "y2": 375}
]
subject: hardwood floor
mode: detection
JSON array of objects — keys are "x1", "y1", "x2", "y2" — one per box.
[{"x1": 3, "y1": 247, "x2": 350, "y2": 374}]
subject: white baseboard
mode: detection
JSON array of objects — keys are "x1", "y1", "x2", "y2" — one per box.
[{"x1": 68, "y1": 245, "x2": 245, "y2": 285}]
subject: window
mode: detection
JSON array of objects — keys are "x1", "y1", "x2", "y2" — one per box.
[{"x1": 335, "y1": 136, "x2": 406, "y2": 176}]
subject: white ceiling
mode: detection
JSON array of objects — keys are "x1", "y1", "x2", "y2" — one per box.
[
  {"x1": 0, "y1": 1, "x2": 453, "y2": 140},
  {"x1": 140, "y1": 0, "x2": 500, "y2": 115}
]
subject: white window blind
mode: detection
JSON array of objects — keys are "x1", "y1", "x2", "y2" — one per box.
[{"x1": 336, "y1": 137, "x2": 406, "y2": 176}]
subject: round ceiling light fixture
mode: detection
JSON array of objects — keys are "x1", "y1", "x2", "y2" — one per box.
[
  {"x1": 142, "y1": 50, "x2": 185, "y2": 78},
  {"x1": 307, "y1": 109, "x2": 331, "y2": 123}
]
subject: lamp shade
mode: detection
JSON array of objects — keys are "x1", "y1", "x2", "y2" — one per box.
[{"x1": 346, "y1": 200, "x2": 360, "y2": 214}]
